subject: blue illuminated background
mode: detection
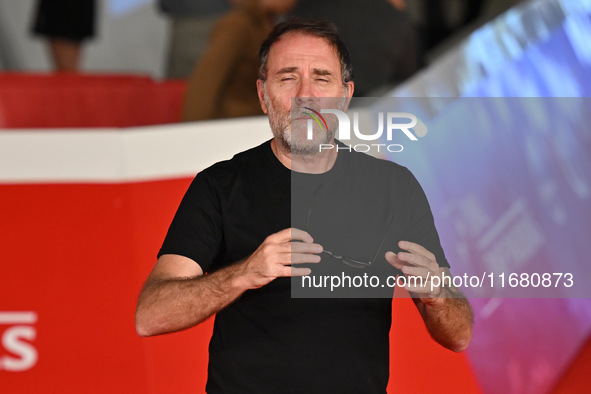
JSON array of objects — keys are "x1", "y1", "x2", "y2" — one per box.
[{"x1": 376, "y1": 0, "x2": 591, "y2": 392}]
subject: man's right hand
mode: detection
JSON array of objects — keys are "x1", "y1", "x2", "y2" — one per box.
[
  {"x1": 234, "y1": 228, "x2": 323, "y2": 290},
  {"x1": 136, "y1": 228, "x2": 321, "y2": 336}
]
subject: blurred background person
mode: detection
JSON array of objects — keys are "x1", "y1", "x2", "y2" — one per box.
[
  {"x1": 158, "y1": 0, "x2": 231, "y2": 79},
  {"x1": 31, "y1": 0, "x2": 97, "y2": 72},
  {"x1": 182, "y1": 0, "x2": 296, "y2": 122},
  {"x1": 403, "y1": 0, "x2": 524, "y2": 63},
  {"x1": 290, "y1": 0, "x2": 420, "y2": 96},
  {"x1": 412, "y1": 0, "x2": 486, "y2": 53}
]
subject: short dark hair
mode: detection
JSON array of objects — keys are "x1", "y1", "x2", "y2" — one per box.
[{"x1": 258, "y1": 18, "x2": 354, "y2": 85}]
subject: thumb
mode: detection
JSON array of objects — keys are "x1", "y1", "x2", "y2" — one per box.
[{"x1": 385, "y1": 251, "x2": 404, "y2": 269}]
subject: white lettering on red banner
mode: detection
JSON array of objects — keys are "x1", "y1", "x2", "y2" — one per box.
[{"x1": 0, "y1": 312, "x2": 38, "y2": 372}]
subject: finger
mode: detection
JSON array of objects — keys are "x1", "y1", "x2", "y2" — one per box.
[
  {"x1": 268, "y1": 228, "x2": 301, "y2": 243},
  {"x1": 289, "y1": 252, "x2": 321, "y2": 264},
  {"x1": 269, "y1": 228, "x2": 313, "y2": 244},
  {"x1": 277, "y1": 266, "x2": 311, "y2": 277},
  {"x1": 289, "y1": 228, "x2": 315, "y2": 243},
  {"x1": 398, "y1": 241, "x2": 436, "y2": 262},
  {"x1": 274, "y1": 250, "x2": 321, "y2": 265},
  {"x1": 386, "y1": 250, "x2": 430, "y2": 269},
  {"x1": 385, "y1": 251, "x2": 404, "y2": 269},
  {"x1": 272, "y1": 242, "x2": 321, "y2": 256},
  {"x1": 290, "y1": 241, "x2": 323, "y2": 254},
  {"x1": 400, "y1": 265, "x2": 430, "y2": 278},
  {"x1": 396, "y1": 251, "x2": 434, "y2": 269}
]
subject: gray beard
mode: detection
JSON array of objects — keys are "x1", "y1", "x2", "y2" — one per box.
[{"x1": 264, "y1": 91, "x2": 339, "y2": 157}]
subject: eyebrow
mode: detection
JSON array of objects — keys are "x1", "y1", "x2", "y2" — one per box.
[
  {"x1": 313, "y1": 68, "x2": 333, "y2": 76},
  {"x1": 276, "y1": 66, "x2": 298, "y2": 74},
  {"x1": 274, "y1": 67, "x2": 334, "y2": 77}
]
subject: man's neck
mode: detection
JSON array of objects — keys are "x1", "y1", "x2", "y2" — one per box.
[{"x1": 271, "y1": 139, "x2": 338, "y2": 174}]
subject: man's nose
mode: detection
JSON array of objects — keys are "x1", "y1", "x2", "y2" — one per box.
[
  {"x1": 295, "y1": 79, "x2": 314, "y2": 99},
  {"x1": 294, "y1": 80, "x2": 315, "y2": 107}
]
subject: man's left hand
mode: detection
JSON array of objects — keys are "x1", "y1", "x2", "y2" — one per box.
[{"x1": 385, "y1": 241, "x2": 446, "y2": 301}]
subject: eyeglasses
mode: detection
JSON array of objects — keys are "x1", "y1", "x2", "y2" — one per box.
[{"x1": 321, "y1": 250, "x2": 372, "y2": 269}]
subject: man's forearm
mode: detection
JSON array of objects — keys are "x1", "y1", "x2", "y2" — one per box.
[
  {"x1": 414, "y1": 290, "x2": 474, "y2": 352},
  {"x1": 136, "y1": 228, "x2": 321, "y2": 337},
  {"x1": 135, "y1": 262, "x2": 247, "y2": 337}
]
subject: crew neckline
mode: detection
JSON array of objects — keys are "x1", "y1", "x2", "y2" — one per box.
[{"x1": 263, "y1": 139, "x2": 348, "y2": 182}]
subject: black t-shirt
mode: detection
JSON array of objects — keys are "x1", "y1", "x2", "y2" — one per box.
[{"x1": 159, "y1": 140, "x2": 448, "y2": 393}]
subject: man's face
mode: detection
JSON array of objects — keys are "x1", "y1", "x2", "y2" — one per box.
[{"x1": 257, "y1": 32, "x2": 354, "y2": 155}]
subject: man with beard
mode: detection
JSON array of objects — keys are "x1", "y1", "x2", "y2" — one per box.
[{"x1": 135, "y1": 19, "x2": 473, "y2": 393}]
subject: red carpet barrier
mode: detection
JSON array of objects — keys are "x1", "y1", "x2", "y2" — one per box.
[{"x1": 0, "y1": 73, "x2": 185, "y2": 128}]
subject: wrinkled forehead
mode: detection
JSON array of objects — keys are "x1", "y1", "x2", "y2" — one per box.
[{"x1": 267, "y1": 31, "x2": 341, "y2": 68}]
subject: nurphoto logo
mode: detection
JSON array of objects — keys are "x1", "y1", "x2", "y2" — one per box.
[{"x1": 304, "y1": 109, "x2": 427, "y2": 153}]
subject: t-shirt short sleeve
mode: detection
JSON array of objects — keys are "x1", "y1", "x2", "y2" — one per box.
[
  {"x1": 403, "y1": 168, "x2": 450, "y2": 269},
  {"x1": 158, "y1": 170, "x2": 222, "y2": 273}
]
